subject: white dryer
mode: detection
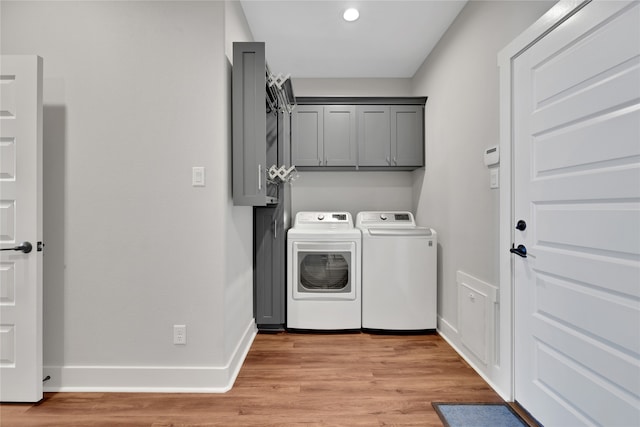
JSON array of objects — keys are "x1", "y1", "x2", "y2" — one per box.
[
  {"x1": 356, "y1": 211, "x2": 437, "y2": 331},
  {"x1": 287, "y1": 212, "x2": 361, "y2": 330}
]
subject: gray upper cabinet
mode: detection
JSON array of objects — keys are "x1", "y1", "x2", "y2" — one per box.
[
  {"x1": 324, "y1": 106, "x2": 357, "y2": 166},
  {"x1": 292, "y1": 105, "x2": 356, "y2": 166},
  {"x1": 357, "y1": 105, "x2": 391, "y2": 166},
  {"x1": 294, "y1": 97, "x2": 426, "y2": 170},
  {"x1": 392, "y1": 105, "x2": 424, "y2": 167},
  {"x1": 358, "y1": 105, "x2": 424, "y2": 167},
  {"x1": 232, "y1": 42, "x2": 272, "y2": 206},
  {"x1": 291, "y1": 105, "x2": 323, "y2": 166}
]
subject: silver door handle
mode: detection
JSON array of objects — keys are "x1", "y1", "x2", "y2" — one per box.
[
  {"x1": 273, "y1": 219, "x2": 277, "y2": 239},
  {"x1": 1, "y1": 241, "x2": 32, "y2": 254}
]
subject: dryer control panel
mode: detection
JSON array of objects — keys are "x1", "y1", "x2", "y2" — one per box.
[{"x1": 294, "y1": 212, "x2": 354, "y2": 229}]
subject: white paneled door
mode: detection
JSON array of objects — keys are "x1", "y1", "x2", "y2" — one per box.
[
  {"x1": 512, "y1": 2, "x2": 640, "y2": 425},
  {"x1": 0, "y1": 56, "x2": 43, "y2": 402}
]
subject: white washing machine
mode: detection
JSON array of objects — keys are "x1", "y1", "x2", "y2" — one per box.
[
  {"x1": 287, "y1": 212, "x2": 361, "y2": 330},
  {"x1": 356, "y1": 211, "x2": 437, "y2": 331}
]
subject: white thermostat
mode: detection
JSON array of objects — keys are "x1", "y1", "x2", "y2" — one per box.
[{"x1": 484, "y1": 145, "x2": 500, "y2": 167}]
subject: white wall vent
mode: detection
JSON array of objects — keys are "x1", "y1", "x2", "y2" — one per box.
[{"x1": 457, "y1": 271, "x2": 498, "y2": 366}]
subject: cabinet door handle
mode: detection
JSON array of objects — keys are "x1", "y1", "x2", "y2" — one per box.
[
  {"x1": 258, "y1": 164, "x2": 262, "y2": 191},
  {"x1": 386, "y1": 156, "x2": 390, "y2": 165},
  {"x1": 393, "y1": 157, "x2": 397, "y2": 165},
  {"x1": 273, "y1": 219, "x2": 277, "y2": 239}
]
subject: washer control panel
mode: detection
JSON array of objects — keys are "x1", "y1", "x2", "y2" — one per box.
[
  {"x1": 356, "y1": 211, "x2": 416, "y2": 228},
  {"x1": 378, "y1": 213, "x2": 411, "y2": 222}
]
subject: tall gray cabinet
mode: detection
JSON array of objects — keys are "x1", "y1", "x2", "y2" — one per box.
[
  {"x1": 253, "y1": 104, "x2": 290, "y2": 330},
  {"x1": 232, "y1": 42, "x2": 292, "y2": 330},
  {"x1": 254, "y1": 201, "x2": 286, "y2": 328}
]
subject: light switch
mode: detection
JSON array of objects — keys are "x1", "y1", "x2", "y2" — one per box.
[
  {"x1": 192, "y1": 166, "x2": 205, "y2": 187},
  {"x1": 490, "y1": 167, "x2": 499, "y2": 189}
]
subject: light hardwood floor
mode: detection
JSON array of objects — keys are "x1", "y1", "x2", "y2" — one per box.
[{"x1": 1, "y1": 332, "x2": 517, "y2": 426}]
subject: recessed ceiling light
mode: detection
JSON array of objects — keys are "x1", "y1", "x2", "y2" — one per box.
[{"x1": 343, "y1": 8, "x2": 359, "y2": 22}]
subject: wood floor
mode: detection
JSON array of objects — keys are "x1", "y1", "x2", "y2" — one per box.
[{"x1": 1, "y1": 332, "x2": 511, "y2": 426}]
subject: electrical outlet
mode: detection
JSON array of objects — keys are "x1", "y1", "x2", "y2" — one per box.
[{"x1": 173, "y1": 325, "x2": 187, "y2": 345}]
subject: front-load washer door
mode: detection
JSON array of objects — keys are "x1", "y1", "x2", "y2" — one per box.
[{"x1": 292, "y1": 241, "x2": 356, "y2": 300}]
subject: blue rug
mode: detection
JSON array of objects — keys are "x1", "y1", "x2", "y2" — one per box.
[{"x1": 432, "y1": 402, "x2": 529, "y2": 427}]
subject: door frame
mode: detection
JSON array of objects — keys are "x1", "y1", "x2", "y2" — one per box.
[{"x1": 497, "y1": 0, "x2": 590, "y2": 401}]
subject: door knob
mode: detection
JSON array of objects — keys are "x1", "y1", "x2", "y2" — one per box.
[
  {"x1": 516, "y1": 220, "x2": 527, "y2": 231},
  {"x1": 510, "y1": 244, "x2": 527, "y2": 258},
  {"x1": 1, "y1": 241, "x2": 33, "y2": 254}
]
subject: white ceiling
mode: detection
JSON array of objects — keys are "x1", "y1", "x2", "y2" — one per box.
[{"x1": 239, "y1": 0, "x2": 468, "y2": 79}]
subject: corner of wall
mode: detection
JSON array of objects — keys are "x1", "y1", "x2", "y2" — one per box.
[
  {"x1": 411, "y1": 0, "x2": 556, "y2": 402},
  {"x1": 222, "y1": 0, "x2": 257, "y2": 363},
  {"x1": 225, "y1": 0, "x2": 255, "y2": 60}
]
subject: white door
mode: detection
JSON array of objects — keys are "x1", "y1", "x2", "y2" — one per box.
[
  {"x1": 0, "y1": 56, "x2": 43, "y2": 402},
  {"x1": 513, "y1": 2, "x2": 640, "y2": 425}
]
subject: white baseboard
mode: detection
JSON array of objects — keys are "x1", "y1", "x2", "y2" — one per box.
[
  {"x1": 43, "y1": 319, "x2": 257, "y2": 393},
  {"x1": 225, "y1": 317, "x2": 258, "y2": 391},
  {"x1": 437, "y1": 314, "x2": 458, "y2": 337},
  {"x1": 438, "y1": 319, "x2": 510, "y2": 401}
]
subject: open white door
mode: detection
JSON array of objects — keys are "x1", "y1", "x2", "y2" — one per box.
[
  {"x1": 0, "y1": 56, "x2": 43, "y2": 402},
  {"x1": 511, "y1": 1, "x2": 640, "y2": 425}
]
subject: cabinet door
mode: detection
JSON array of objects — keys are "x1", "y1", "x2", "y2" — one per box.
[
  {"x1": 254, "y1": 207, "x2": 285, "y2": 326},
  {"x1": 324, "y1": 106, "x2": 357, "y2": 166},
  {"x1": 232, "y1": 42, "x2": 267, "y2": 205},
  {"x1": 357, "y1": 105, "x2": 391, "y2": 166},
  {"x1": 391, "y1": 105, "x2": 424, "y2": 167},
  {"x1": 292, "y1": 105, "x2": 323, "y2": 166}
]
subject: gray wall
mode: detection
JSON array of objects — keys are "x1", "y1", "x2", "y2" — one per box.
[
  {"x1": 291, "y1": 78, "x2": 415, "y2": 220},
  {"x1": 1, "y1": 0, "x2": 255, "y2": 390},
  {"x1": 293, "y1": 78, "x2": 412, "y2": 98},
  {"x1": 411, "y1": 0, "x2": 553, "y2": 388}
]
